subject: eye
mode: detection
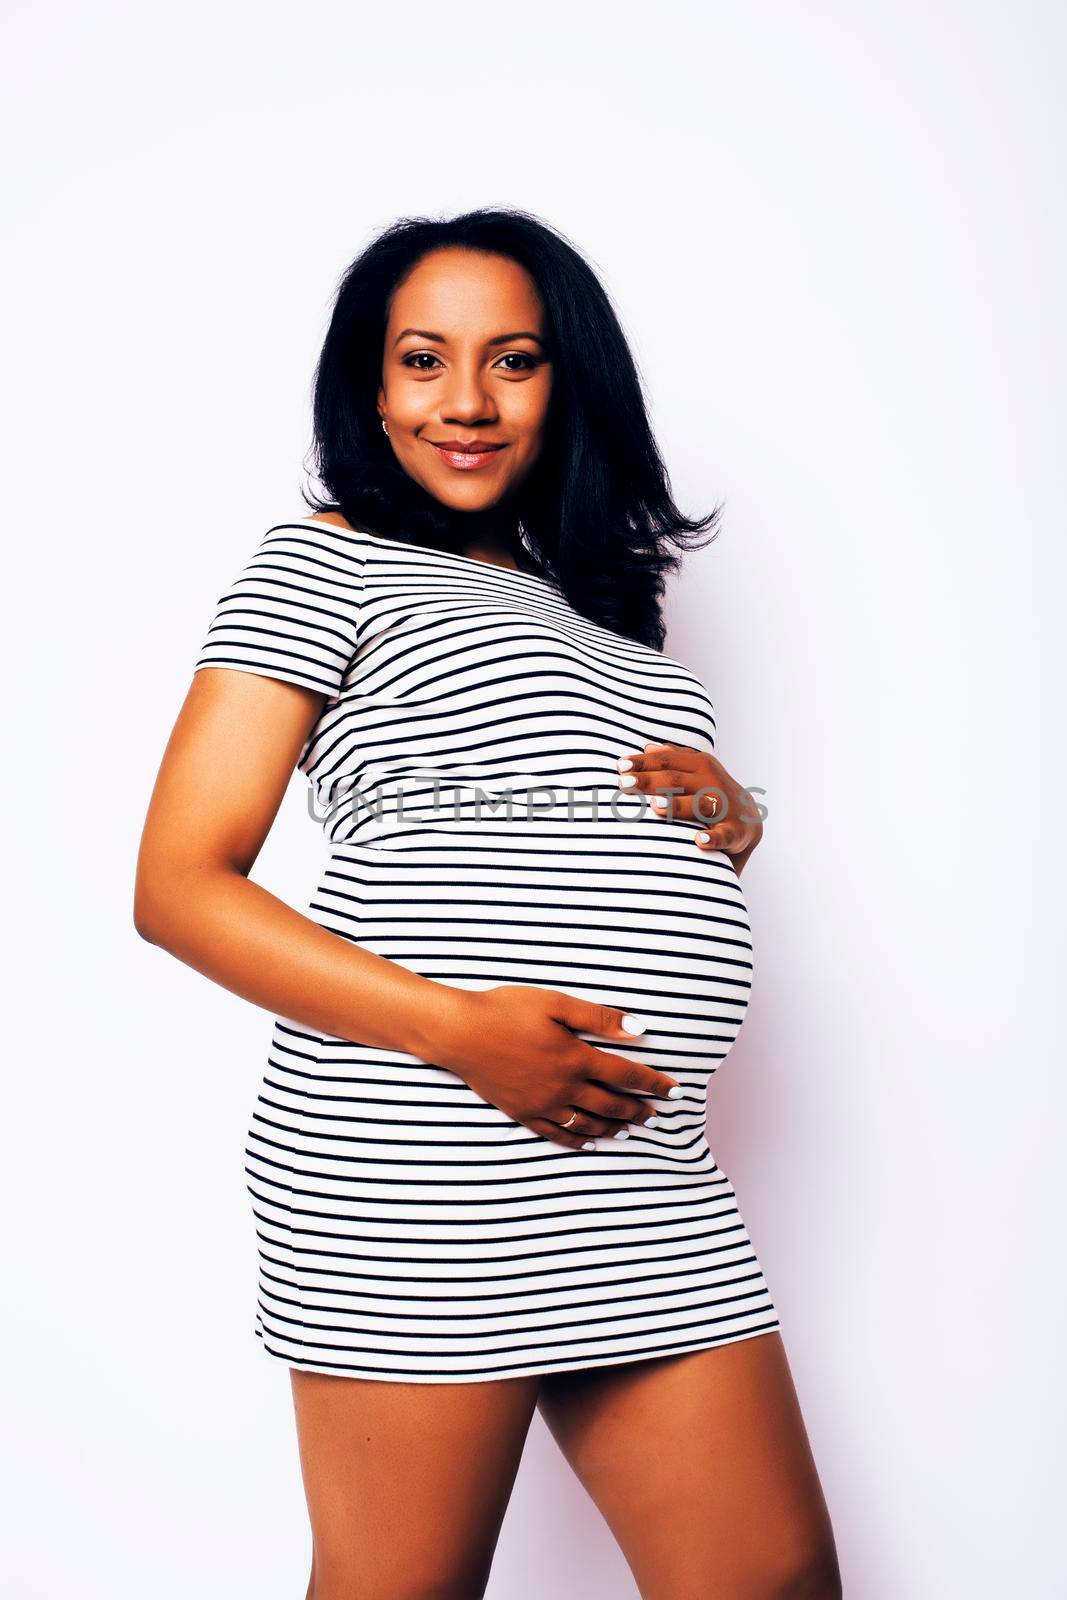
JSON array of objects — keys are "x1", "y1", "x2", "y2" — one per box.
[{"x1": 400, "y1": 350, "x2": 543, "y2": 374}]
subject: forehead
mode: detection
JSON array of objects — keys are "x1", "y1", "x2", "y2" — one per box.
[{"x1": 386, "y1": 248, "x2": 544, "y2": 335}]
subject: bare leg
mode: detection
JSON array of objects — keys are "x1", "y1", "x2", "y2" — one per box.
[
  {"x1": 537, "y1": 1332, "x2": 840, "y2": 1599},
  {"x1": 290, "y1": 1366, "x2": 542, "y2": 1600}
]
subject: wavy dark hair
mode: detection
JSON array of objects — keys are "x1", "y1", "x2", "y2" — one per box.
[{"x1": 301, "y1": 207, "x2": 721, "y2": 649}]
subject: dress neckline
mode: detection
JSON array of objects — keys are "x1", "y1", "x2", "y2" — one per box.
[{"x1": 289, "y1": 518, "x2": 557, "y2": 586}]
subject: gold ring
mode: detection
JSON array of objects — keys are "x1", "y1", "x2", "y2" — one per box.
[{"x1": 561, "y1": 1110, "x2": 578, "y2": 1129}]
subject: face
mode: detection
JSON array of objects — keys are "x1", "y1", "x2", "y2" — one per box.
[{"x1": 377, "y1": 247, "x2": 553, "y2": 515}]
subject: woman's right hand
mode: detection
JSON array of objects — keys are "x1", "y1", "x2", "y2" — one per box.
[{"x1": 424, "y1": 983, "x2": 682, "y2": 1150}]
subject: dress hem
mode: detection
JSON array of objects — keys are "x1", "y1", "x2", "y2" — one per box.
[{"x1": 256, "y1": 1317, "x2": 782, "y2": 1385}]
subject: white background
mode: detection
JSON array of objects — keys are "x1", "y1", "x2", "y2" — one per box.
[{"x1": 3, "y1": 2, "x2": 1063, "y2": 1595}]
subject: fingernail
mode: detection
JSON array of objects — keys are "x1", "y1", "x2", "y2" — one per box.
[
  {"x1": 614, "y1": 1127, "x2": 630, "y2": 1139},
  {"x1": 620, "y1": 1014, "x2": 646, "y2": 1035},
  {"x1": 696, "y1": 831, "x2": 710, "y2": 843},
  {"x1": 644, "y1": 1115, "x2": 660, "y2": 1129},
  {"x1": 582, "y1": 1140, "x2": 597, "y2": 1150},
  {"x1": 618, "y1": 773, "x2": 637, "y2": 788},
  {"x1": 667, "y1": 1086, "x2": 685, "y2": 1099},
  {"x1": 650, "y1": 796, "x2": 667, "y2": 809},
  {"x1": 617, "y1": 757, "x2": 634, "y2": 771}
]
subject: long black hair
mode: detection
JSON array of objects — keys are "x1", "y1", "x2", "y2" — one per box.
[{"x1": 301, "y1": 207, "x2": 721, "y2": 649}]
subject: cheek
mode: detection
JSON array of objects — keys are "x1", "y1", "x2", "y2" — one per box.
[
  {"x1": 506, "y1": 388, "x2": 551, "y2": 451},
  {"x1": 390, "y1": 390, "x2": 433, "y2": 430}
]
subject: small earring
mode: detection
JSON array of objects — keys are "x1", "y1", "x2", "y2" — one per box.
[{"x1": 381, "y1": 419, "x2": 389, "y2": 436}]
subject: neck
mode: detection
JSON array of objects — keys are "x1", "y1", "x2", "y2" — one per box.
[
  {"x1": 445, "y1": 509, "x2": 522, "y2": 568},
  {"x1": 452, "y1": 501, "x2": 519, "y2": 548}
]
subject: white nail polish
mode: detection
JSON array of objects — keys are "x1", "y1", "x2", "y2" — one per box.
[
  {"x1": 582, "y1": 1140, "x2": 596, "y2": 1150},
  {"x1": 644, "y1": 1116, "x2": 659, "y2": 1129},
  {"x1": 620, "y1": 1014, "x2": 646, "y2": 1035},
  {"x1": 696, "y1": 832, "x2": 710, "y2": 843},
  {"x1": 618, "y1": 773, "x2": 637, "y2": 788},
  {"x1": 614, "y1": 1128, "x2": 630, "y2": 1139},
  {"x1": 667, "y1": 1086, "x2": 685, "y2": 1099},
  {"x1": 617, "y1": 758, "x2": 634, "y2": 771}
]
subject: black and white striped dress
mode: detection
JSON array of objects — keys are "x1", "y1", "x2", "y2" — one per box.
[{"x1": 194, "y1": 517, "x2": 779, "y2": 1382}]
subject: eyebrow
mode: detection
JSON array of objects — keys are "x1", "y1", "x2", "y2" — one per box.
[{"x1": 393, "y1": 327, "x2": 547, "y2": 350}]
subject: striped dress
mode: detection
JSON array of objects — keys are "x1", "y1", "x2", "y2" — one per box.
[{"x1": 193, "y1": 517, "x2": 780, "y2": 1382}]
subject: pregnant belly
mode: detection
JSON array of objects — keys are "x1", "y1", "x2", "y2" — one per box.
[{"x1": 307, "y1": 820, "x2": 755, "y2": 1087}]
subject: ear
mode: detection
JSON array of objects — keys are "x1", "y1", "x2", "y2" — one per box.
[{"x1": 376, "y1": 384, "x2": 385, "y2": 417}]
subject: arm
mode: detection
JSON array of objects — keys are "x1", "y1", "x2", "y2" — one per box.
[
  {"x1": 134, "y1": 661, "x2": 683, "y2": 1151},
  {"x1": 133, "y1": 664, "x2": 461, "y2": 1062}
]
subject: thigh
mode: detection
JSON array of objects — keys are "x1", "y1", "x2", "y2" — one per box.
[
  {"x1": 290, "y1": 1367, "x2": 541, "y2": 1600},
  {"x1": 536, "y1": 1333, "x2": 840, "y2": 1600}
]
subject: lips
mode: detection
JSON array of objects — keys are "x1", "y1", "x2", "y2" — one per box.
[
  {"x1": 430, "y1": 439, "x2": 505, "y2": 452},
  {"x1": 427, "y1": 440, "x2": 507, "y2": 472}
]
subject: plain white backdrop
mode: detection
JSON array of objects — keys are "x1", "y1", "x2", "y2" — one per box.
[{"x1": 3, "y1": 1, "x2": 1063, "y2": 1595}]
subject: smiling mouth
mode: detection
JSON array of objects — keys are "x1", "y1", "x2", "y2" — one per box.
[{"x1": 427, "y1": 441, "x2": 507, "y2": 471}]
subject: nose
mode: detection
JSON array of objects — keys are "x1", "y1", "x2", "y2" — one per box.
[{"x1": 440, "y1": 357, "x2": 498, "y2": 426}]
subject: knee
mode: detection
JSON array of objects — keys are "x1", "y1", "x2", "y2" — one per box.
[
  {"x1": 309, "y1": 1562, "x2": 490, "y2": 1600},
  {"x1": 768, "y1": 1538, "x2": 843, "y2": 1600},
  {"x1": 311, "y1": 1582, "x2": 487, "y2": 1600}
]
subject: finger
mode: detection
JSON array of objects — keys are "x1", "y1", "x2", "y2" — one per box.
[
  {"x1": 647, "y1": 792, "x2": 696, "y2": 820},
  {"x1": 617, "y1": 763, "x2": 676, "y2": 790},
  {"x1": 640, "y1": 741, "x2": 698, "y2": 765},
  {"x1": 694, "y1": 823, "x2": 746, "y2": 852},
  {"x1": 689, "y1": 787, "x2": 729, "y2": 825},
  {"x1": 575, "y1": 1082, "x2": 663, "y2": 1127},
  {"x1": 613, "y1": 746, "x2": 662, "y2": 773},
  {"x1": 616, "y1": 751, "x2": 699, "y2": 781},
  {"x1": 543, "y1": 996, "x2": 682, "y2": 1099},
  {"x1": 526, "y1": 1116, "x2": 603, "y2": 1151},
  {"x1": 549, "y1": 997, "x2": 652, "y2": 1046},
  {"x1": 620, "y1": 770, "x2": 705, "y2": 818},
  {"x1": 576, "y1": 1042, "x2": 684, "y2": 1104},
  {"x1": 549, "y1": 1105, "x2": 638, "y2": 1140}
]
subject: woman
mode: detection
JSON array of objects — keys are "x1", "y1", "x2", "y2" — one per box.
[{"x1": 135, "y1": 209, "x2": 841, "y2": 1599}]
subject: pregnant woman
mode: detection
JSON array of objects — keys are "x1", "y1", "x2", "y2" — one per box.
[{"x1": 135, "y1": 210, "x2": 840, "y2": 1599}]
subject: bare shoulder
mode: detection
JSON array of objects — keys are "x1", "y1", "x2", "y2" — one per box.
[{"x1": 303, "y1": 510, "x2": 356, "y2": 532}]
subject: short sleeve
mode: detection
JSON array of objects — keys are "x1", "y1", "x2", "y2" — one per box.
[{"x1": 193, "y1": 521, "x2": 367, "y2": 697}]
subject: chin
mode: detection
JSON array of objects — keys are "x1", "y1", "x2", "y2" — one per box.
[{"x1": 429, "y1": 482, "x2": 508, "y2": 513}]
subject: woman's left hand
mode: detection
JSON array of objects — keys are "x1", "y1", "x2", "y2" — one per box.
[{"x1": 615, "y1": 741, "x2": 764, "y2": 875}]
